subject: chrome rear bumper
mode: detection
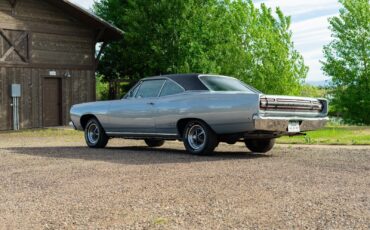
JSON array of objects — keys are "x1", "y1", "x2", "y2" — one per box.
[{"x1": 253, "y1": 116, "x2": 329, "y2": 132}]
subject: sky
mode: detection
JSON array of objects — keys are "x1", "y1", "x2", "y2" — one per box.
[{"x1": 70, "y1": 0, "x2": 341, "y2": 83}]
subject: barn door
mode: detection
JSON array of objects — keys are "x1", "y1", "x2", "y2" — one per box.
[{"x1": 43, "y1": 78, "x2": 62, "y2": 127}]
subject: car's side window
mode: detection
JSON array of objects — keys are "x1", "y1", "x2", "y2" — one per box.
[
  {"x1": 126, "y1": 83, "x2": 141, "y2": 99},
  {"x1": 135, "y1": 80, "x2": 166, "y2": 98},
  {"x1": 160, "y1": 80, "x2": 184, "y2": 97}
]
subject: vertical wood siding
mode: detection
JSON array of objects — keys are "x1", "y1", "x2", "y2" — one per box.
[
  {"x1": 0, "y1": 68, "x2": 95, "y2": 130},
  {"x1": 0, "y1": 0, "x2": 98, "y2": 130}
]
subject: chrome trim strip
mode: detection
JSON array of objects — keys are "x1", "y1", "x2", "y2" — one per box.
[
  {"x1": 106, "y1": 132, "x2": 178, "y2": 136},
  {"x1": 165, "y1": 78, "x2": 186, "y2": 93},
  {"x1": 124, "y1": 81, "x2": 142, "y2": 99},
  {"x1": 125, "y1": 77, "x2": 185, "y2": 99},
  {"x1": 157, "y1": 80, "x2": 167, "y2": 97},
  {"x1": 69, "y1": 121, "x2": 77, "y2": 130}
]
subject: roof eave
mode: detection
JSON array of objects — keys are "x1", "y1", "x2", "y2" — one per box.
[{"x1": 47, "y1": 0, "x2": 124, "y2": 42}]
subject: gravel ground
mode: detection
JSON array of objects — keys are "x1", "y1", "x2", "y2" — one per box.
[{"x1": 0, "y1": 132, "x2": 369, "y2": 229}]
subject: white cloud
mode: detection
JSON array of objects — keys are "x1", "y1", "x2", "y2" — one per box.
[
  {"x1": 289, "y1": 14, "x2": 334, "y2": 82},
  {"x1": 255, "y1": 0, "x2": 341, "y2": 82},
  {"x1": 255, "y1": 0, "x2": 339, "y2": 17}
]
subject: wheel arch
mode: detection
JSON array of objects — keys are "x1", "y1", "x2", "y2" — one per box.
[
  {"x1": 80, "y1": 114, "x2": 100, "y2": 130},
  {"x1": 177, "y1": 118, "x2": 216, "y2": 138}
]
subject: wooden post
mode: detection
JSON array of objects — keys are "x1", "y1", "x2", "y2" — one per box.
[
  {"x1": 109, "y1": 81, "x2": 115, "y2": 100},
  {"x1": 96, "y1": 42, "x2": 107, "y2": 62}
]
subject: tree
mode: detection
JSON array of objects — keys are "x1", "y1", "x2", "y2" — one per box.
[
  {"x1": 94, "y1": 0, "x2": 307, "y2": 96},
  {"x1": 300, "y1": 84, "x2": 327, "y2": 98},
  {"x1": 322, "y1": 0, "x2": 370, "y2": 124}
]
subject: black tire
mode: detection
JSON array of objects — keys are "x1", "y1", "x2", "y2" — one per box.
[
  {"x1": 245, "y1": 138, "x2": 275, "y2": 153},
  {"x1": 183, "y1": 120, "x2": 218, "y2": 155},
  {"x1": 84, "y1": 118, "x2": 109, "y2": 148},
  {"x1": 144, "y1": 139, "x2": 165, "y2": 147}
]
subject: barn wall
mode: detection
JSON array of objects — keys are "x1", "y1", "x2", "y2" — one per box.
[
  {"x1": 0, "y1": 0, "x2": 98, "y2": 130},
  {"x1": 0, "y1": 0, "x2": 95, "y2": 67},
  {"x1": 0, "y1": 67, "x2": 95, "y2": 130}
]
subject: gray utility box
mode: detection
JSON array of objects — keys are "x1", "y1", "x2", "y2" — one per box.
[{"x1": 11, "y1": 84, "x2": 21, "y2": 97}]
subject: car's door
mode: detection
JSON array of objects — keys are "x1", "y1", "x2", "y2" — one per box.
[
  {"x1": 154, "y1": 79, "x2": 186, "y2": 135},
  {"x1": 105, "y1": 79, "x2": 166, "y2": 134}
]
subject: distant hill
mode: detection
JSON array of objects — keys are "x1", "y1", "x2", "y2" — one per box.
[{"x1": 305, "y1": 80, "x2": 331, "y2": 87}]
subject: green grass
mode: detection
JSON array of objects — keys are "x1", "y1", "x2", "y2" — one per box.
[
  {"x1": 153, "y1": 217, "x2": 169, "y2": 225},
  {"x1": 0, "y1": 128, "x2": 80, "y2": 137},
  {"x1": 278, "y1": 126, "x2": 370, "y2": 145}
]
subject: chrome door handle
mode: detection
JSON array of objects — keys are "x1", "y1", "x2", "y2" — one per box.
[{"x1": 147, "y1": 102, "x2": 155, "y2": 105}]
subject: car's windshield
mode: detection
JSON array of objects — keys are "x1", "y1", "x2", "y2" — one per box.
[{"x1": 199, "y1": 76, "x2": 258, "y2": 93}]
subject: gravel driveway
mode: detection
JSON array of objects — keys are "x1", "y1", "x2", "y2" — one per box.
[{"x1": 0, "y1": 131, "x2": 369, "y2": 229}]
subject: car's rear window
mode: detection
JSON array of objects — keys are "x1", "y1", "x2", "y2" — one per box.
[{"x1": 199, "y1": 76, "x2": 255, "y2": 93}]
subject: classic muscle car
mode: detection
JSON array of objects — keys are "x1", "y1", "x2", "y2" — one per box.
[{"x1": 70, "y1": 74, "x2": 328, "y2": 155}]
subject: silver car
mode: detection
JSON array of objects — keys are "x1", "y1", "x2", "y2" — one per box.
[{"x1": 70, "y1": 74, "x2": 328, "y2": 155}]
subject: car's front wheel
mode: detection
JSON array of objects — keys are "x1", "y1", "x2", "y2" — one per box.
[
  {"x1": 84, "y1": 118, "x2": 109, "y2": 148},
  {"x1": 245, "y1": 138, "x2": 275, "y2": 153},
  {"x1": 183, "y1": 120, "x2": 218, "y2": 155},
  {"x1": 144, "y1": 139, "x2": 165, "y2": 147}
]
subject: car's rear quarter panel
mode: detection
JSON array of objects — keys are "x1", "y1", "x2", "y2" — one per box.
[{"x1": 155, "y1": 92, "x2": 260, "y2": 134}]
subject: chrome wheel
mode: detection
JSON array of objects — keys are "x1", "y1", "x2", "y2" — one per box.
[
  {"x1": 84, "y1": 118, "x2": 109, "y2": 148},
  {"x1": 87, "y1": 123, "x2": 100, "y2": 144},
  {"x1": 187, "y1": 124, "x2": 206, "y2": 150},
  {"x1": 183, "y1": 120, "x2": 218, "y2": 155}
]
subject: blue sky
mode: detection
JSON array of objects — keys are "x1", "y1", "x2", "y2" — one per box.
[{"x1": 70, "y1": 0, "x2": 341, "y2": 82}]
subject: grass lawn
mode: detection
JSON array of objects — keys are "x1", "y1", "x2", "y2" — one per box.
[
  {"x1": 277, "y1": 126, "x2": 370, "y2": 145},
  {"x1": 0, "y1": 128, "x2": 80, "y2": 137}
]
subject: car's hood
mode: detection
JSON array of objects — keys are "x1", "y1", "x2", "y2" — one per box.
[{"x1": 72, "y1": 100, "x2": 114, "y2": 108}]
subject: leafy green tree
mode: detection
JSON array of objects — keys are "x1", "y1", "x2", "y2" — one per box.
[
  {"x1": 233, "y1": 2, "x2": 307, "y2": 95},
  {"x1": 94, "y1": 0, "x2": 307, "y2": 96},
  {"x1": 300, "y1": 84, "x2": 327, "y2": 98},
  {"x1": 322, "y1": 0, "x2": 370, "y2": 124},
  {"x1": 96, "y1": 75, "x2": 109, "y2": 100}
]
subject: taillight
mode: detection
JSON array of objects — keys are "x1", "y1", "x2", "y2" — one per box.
[{"x1": 260, "y1": 96, "x2": 323, "y2": 112}]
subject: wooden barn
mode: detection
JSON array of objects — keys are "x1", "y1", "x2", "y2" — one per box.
[{"x1": 0, "y1": 0, "x2": 122, "y2": 130}]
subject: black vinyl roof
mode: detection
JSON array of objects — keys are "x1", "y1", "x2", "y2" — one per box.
[{"x1": 149, "y1": 74, "x2": 209, "y2": 91}]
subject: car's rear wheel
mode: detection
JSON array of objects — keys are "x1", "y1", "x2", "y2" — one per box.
[
  {"x1": 84, "y1": 118, "x2": 109, "y2": 148},
  {"x1": 144, "y1": 139, "x2": 165, "y2": 147},
  {"x1": 183, "y1": 120, "x2": 218, "y2": 155},
  {"x1": 244, "y1": 138, "x2": 275, "y2": 153}
]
